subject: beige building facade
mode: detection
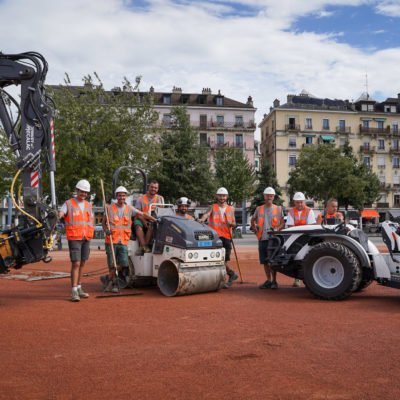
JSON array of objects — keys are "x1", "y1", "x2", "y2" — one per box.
[{"x1": 259, "y1": 90, "x2": 400, "y2": 216}]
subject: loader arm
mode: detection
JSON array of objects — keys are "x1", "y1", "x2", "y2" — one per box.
[{"x1": 0, "y1": 51, "x2": 57, "y2": 272}]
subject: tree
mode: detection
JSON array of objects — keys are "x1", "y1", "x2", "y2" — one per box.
[
  {"x1": 0, "y1": 129, "x2": 15, "y2": 199},
  {"x1": 153, "y1": 106, "x2": 214, "y2": 203},
  {"x1": 287, "y1": 143, "x2": 380, "y2": 210},
  {"x1": 47, "y1": 74, "x2": 159, "y2": 204},
  {"x1": 249, "y1": 161, "x2": 282, "y2": 214},
  {"x1": 214, "y1": 146, "x2": 256, "y2": 205}
]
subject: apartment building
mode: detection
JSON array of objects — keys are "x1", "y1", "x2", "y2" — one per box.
[
  {"x1": 259, "y1": 90, "x2": 400, "y2": 216},
  {"x1": 150, "y1": 86, "x2": 256, "y2": 168}
]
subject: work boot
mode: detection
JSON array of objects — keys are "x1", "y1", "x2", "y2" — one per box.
[
  {"x1": 223, "y1": 270, "x2": 239, "y2": 289},
  {"x1": 71, "y1": 289, "x2": 80, "y2": 302},
  {"x1": 135, "y1": 247, "x2": 145, "y2": 256},
  {"x1": 270, "y1": 281, "x2": 278, "y2": 289},
  {"x1": 144, "y1": 246, "x2": 152, "y2": 253},
  {"x1": 100, "y1": 275, "x2": 109, "y2": 290},
  {"x1": 77, "y1": 287, "x2": 89, "y2": 298},
  {"x1": 111, "y1": 280, "x2": 120, "y2": 293},
  {"x1": 259, "y1": 280, "x2": 272, "y2": 289},
  {"x1": 293, "y1": 279, "x2": 301, "y2": 288}
]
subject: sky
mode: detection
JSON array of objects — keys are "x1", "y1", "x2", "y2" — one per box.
[{"x1": 1, "y1": 0, "x2": 400, "y2": 139}]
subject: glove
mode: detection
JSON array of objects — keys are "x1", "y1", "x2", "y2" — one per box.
[{"x1": 105, "y1": 230, "x2": 112, "y2": 236}]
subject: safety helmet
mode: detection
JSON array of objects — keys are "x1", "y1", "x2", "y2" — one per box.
[
  {"x1": 76, "y1": 179, "x2": 90, "y2": 192},
  {"x1": 263, "y1": 187, "x2": 275, "y2": 195},
  {"x1": 177, "y1": 197, "x2": 191, "y2": 206},
  {"x1": 115, "y1": 186, "x2": 128, "y2": 195},
  {"x1": 216, "y1": 187, "x2": 228, "y2": 195},
  {"x1": 293, "y1": 192, "x2": 306, "y2": 201}
]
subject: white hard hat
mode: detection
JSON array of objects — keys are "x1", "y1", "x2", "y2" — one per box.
[
  {"x1": 216, "y1": 187, "x2": 228, "y2": 195},
  {"x1": 115, "y1": 186, "x2": 128, "y2": 194},
  {"x1": 263, "y1": 187, "x2": 275, "y2": 195},
  {"x1": 76, "y1": 179, "x2": 90, "y2": 192},
  {"x1": 177, "y1": 197, "x2": 191, "y2": 206},
  {"x1": 293, "y1": 192, "x2": 306, "y2": 201}
]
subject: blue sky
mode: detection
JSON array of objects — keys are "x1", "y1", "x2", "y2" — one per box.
[{"x1": 2, "y1": 0, "x2": 400, "y2": 137}]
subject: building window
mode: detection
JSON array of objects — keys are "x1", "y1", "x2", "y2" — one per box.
[
  {"x1": 163, "y1": 95, "x2": 171, "y2": 104},
  {"x1": 200, "y1": 115, "x2": 207, "y2": 128},
  {"x1": 362, "y1": 120, "x2": 369, "y2": 128},
  {"x1": 305, "y1": 118, "x2": 312, "y2": 129},
  {"x1": 288, "y1": 117, "x2": 296, "y2": 130},
  {"x1": 235, "y1": 134, "x2": 243, "y2": 148},
  {"x1": 394, "y1": 194, "x2": 400, "y2": 206},
  {"x1": 288, "y1": 136, "x2": 296, "y2": 147},
  {"x1": 361, "y1": 104, "x2": 367, "y2": 111},
  {"x1": 255, "y1": 160, "x2": 259, "y2": 168},
  {"x1": 377, "y1": 121, "x2": 384, "y2": 129},
  {"x1": 393, "y1": 139, "x2": 399, "y2": 150},
  {"x1": 289, "y1": 155, "x2": 296, "y2": 166},
  {"x1": 163, "y1": 114, "x2": 171, "y2": 126},
  {"x1": 393, "y1": 123, "x2": 399, "y2": 134},
  {"x1": 364, "y1": 156, "x2": 370, "y2": 166},
  {"x1": 322, "y1": 118, "x2": 329, "y2": 130},
  {"x1": 368, "y1": 104, "x2": 374, "y2": 111},
  {"x1": 377, "y1": 156, "x2": 385, "y2": 169},
  {"x1": 200, "y1": 133, "x2": 207, "y2": 146},
  {"x1": 305, "y1": 136, "x2": 313, "y2": 145},
  {"x1": 378, "y1": 139, "x2": 385, "y2": 150},
  {"x1": 339, "y1": 137, "x2": 346, "y2": 147},
  {"x1": 338, "y1": 120, "x2": 346, "y2": 131},
  {"x1": 235, "y1": 116, "x2": 243, "y2": 127},
  {"x1": 393, "y1": 157, "x2": 400, "y2": 168},
  {"x1": 380, "y1": 193, "x2": 387, "y2": 202},
  {"x1": 216, "y1": 115, "x2": 224, "y2": 127},
  {"x1": 393, "y1": 175, "x2": 400, "y2": 186},
  {"x1": 216, "y1": 97, "x2": 223, "y2": 106},
  {"x1": 216, "y1": 133, "x2": 224, "y2": 146}
]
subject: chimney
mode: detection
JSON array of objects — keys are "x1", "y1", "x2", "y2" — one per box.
[
  {"x1": 273, "y1": 98, "x2": 280, "y2": 108},
  {"x1": 149, "y1": 86, "x2": 154, "y2": 94},
  {"x1": 202, "y1": 88, "x2": 212, "y2": 95},
  {"x1": 287, "y1": 94, "x2": 294, "y2": 103},
  {"x1": 172, "y1": 86, "x2": 182, "y2": 94},
  {"x1": 247, "y1": 96, "x2": 253, "y2": 106}
]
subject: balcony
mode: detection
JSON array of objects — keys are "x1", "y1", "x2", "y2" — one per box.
[
  {"x1": 359, "y1": 125, "x2": 390, "y2": 134},
  {"x1": 302, "y1": 143, "x2": 317, "y2": 148},
  {"x1": 390, "y1": 147, "x2": 400, "y2": 154},
  {"x1": 285, "y1": 124, "x2": 300, "y2": 131},
  {"x1": 359, "y1": 145, "x2": 375, "y2": 153},
  {"x1": 207, "y1": 138, "x2": 248, "y2": 149},
  {"x1": 377, "y1": 202, "x2": 389, "y2": 208},
  {"x1": 377, "y1": 165, "x2": 386, "y2": 170},
  {"x1": 336, "y1": 126, "x2": 351, "y2": 133}
]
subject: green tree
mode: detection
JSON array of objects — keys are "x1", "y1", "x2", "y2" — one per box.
[
  {"x1": 153, "y1": 106, "x2": 214, "y2": 203},
  {"x1": 47, "y1": 74, "x2": 159, "y2": 204},
  {"x1": 287, "y1": 143, "x2": 380, "y2": 210},
  {"x1": 214, "y1": 146, "x2": 256, "y2": 204},
  {"x1": 249, "y1": 161, "x2": 282, "y2": 214},
  {"x1": 0, "y1": 130, "x2": 15, "y2": 199}
]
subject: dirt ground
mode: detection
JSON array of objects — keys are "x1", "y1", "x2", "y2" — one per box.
[{"x1": 1, "y1": 246, "x2": 400, "y2": 400}]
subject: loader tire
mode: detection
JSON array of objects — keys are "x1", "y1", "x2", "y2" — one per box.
[{"x1": 303, "y1": 242, "x2": 361, "y2": 301}]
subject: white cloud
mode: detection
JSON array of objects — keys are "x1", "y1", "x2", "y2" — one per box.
[
  {"x1": 375, "y1": 0, "x2": 400, "y2": 17},
  {"x1": 1, "y1": 0, "x2": 400, "y2": 141}
]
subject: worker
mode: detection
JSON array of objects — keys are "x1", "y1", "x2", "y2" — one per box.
[
  {"x1": 100, "y1": 186, "x2": 156, "y2": 293},
  {"x1": 198, "y1": 187, "x2": 238, "y2": 289},
  {"x1": 251, "y1": 187, "x2": 285, "y2": 290},
  {"x1": 286, "y1": 191, "x2": 316, "y2": 287},
  {"x1": 317, "y1": 198, "x2": 344, "y2": 225},
  {"x1": 59, "y1": 179, "x2": 94, "y2": 302},
  {"x1": 134, "y1": 180, "x2": 164, "y2": 255},
  {"x1": 176, "y1": 197, "x2": 194, "y2": 220}
]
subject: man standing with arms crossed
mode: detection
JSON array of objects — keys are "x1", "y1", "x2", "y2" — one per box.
[
  {"x1": 101, "y1": 186, "x2": 156, "y2": 292},
  {"x1": 59, "y1": 179, "x2": 94, "y2": 302},
  {"x1": 199, "y1": 187, "x2": 238, "y2": 289},
  {"x1": 286, "y1": 191, "x2": 316, "y2": 287},
  {"x1": 251, "y1": 187, "x2": 285, "y2": 289},
  {"x1": 134, "y1": 180, "x2": 164, "y2": 255}
]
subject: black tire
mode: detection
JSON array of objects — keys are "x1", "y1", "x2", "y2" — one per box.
[{"x1": 303, "y1": 242, "x2": 361, "y2": 300}]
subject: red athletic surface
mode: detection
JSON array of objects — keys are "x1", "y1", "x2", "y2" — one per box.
[{"x1": 1, "y1": 247, "x2": 400, "y2": 400}]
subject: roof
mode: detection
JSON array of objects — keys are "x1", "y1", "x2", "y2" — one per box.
[{"x1": 355, "y1": 92, "x2": 376, "y2": 102}]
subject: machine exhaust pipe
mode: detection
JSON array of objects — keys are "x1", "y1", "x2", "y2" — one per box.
[{"x1": 157, "y1": 259, "x2": 226, "y2": 297}]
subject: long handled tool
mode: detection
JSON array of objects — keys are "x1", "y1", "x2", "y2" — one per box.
[
  {"x1": 96, "y1": 179, "x2": 142, "y2": 298},
  {"x1": 225, "y1": 214, "x2": 257, "y2": 285}
]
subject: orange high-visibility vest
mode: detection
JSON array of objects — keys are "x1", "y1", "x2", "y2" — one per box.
[
  {"x1": 289, "y1": 206, "x2": 311, "y2": 226},
  {"x1": 256, "y1": 204, "x2": 281, "y2": 240},
  {"x1": 208, "y1": 204, "x2": 235, "y2": 239},
  {"x1": 176, "y1": 213, "x2": 193, "y2": 220},
  {"x1": 105, "y1": 203, "x2": 133, "y2": 245},
  {"x1": 317, "y1": 212, "x2": 342, "y2": 224},
  {"x1": 64, "y1": 198, "x2": 94, "y2": 241},
  {"x1": 136, "y1": 194, "x2": 163, "y2": 214}
]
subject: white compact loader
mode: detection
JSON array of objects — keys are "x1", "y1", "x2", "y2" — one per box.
[{"x1": 263, "y1": 221, "x2": 400, "y2": 300}]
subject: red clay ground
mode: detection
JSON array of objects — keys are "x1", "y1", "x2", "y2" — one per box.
[{"x1": 1, "y1": 247, "x2": 400, "y2": 400}]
